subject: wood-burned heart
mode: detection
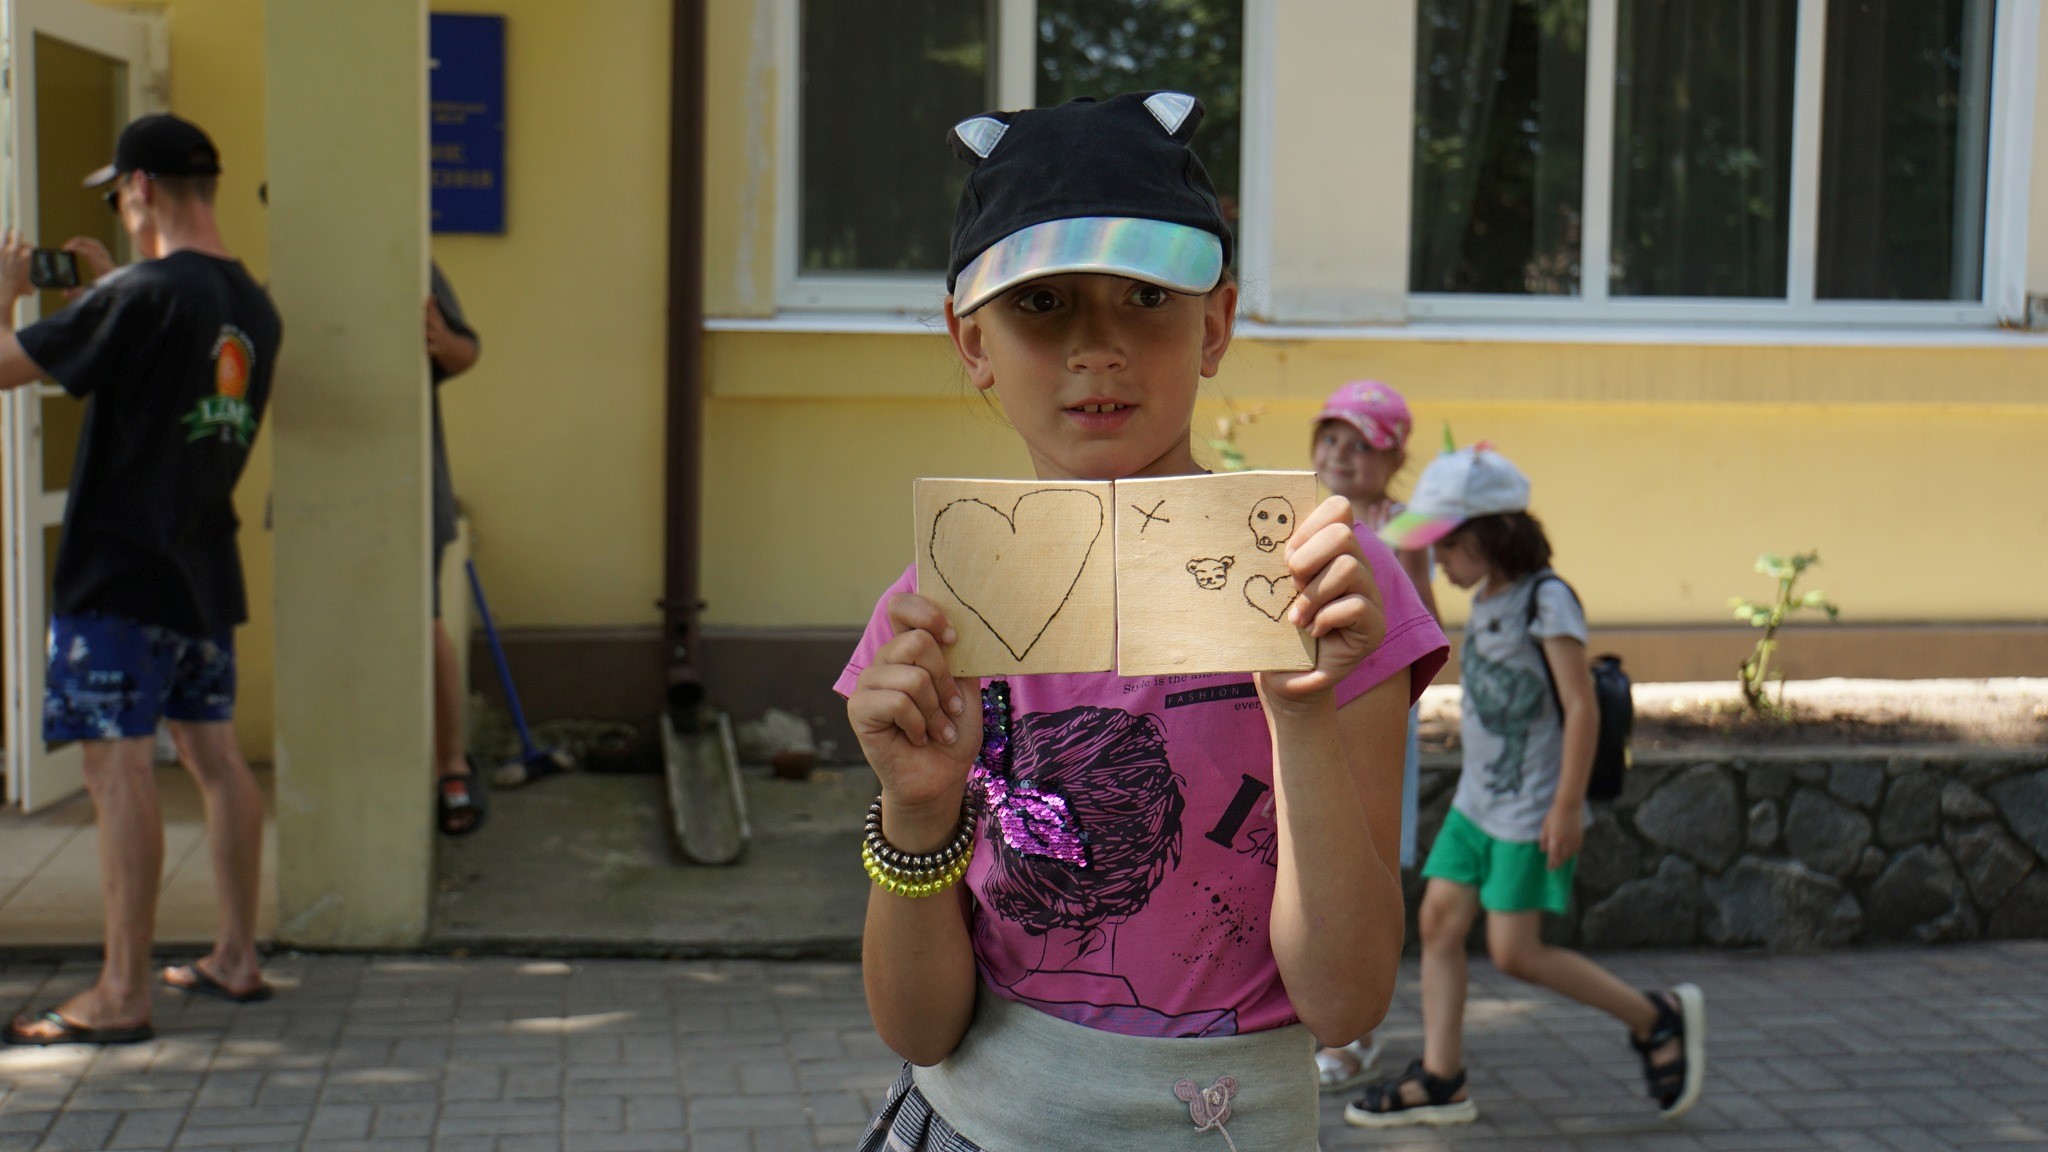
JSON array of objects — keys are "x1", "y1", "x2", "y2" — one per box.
[
  {"x1": 929, "y1": 488, "x2": 1105, "y2": 661},
  {"x1": 1242, "y1": 574, "x2": 1299, "y2": 622}
]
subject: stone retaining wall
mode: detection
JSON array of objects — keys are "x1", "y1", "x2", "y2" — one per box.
[{"x1": 1411, "y1": 748, "x2": 2048, "y2": 949}]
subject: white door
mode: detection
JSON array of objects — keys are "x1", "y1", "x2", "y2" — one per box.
[{"x1": 0, "y1": 0, "x2": 161, "y2": 811}]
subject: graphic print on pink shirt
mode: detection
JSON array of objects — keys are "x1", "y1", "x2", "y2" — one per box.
[
  {"x1": 837, "y1": 524, "x2": 1448, "y2": 1038},
  {"x1": 971, "y1": 698, "x2": 1205, "y2": 1033}
]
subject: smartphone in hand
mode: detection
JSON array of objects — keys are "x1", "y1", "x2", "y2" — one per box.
[{"x1": 29, "y1": 248, "x2": 80, "y2": 290}]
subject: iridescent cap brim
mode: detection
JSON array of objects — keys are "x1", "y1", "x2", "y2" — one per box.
[
  {"x1": 1379, "y1": 508, "x2": 1463, "y2": 552},
  {"x1": 952, "y1": 216, "x2": 1224, "y2": 314}
]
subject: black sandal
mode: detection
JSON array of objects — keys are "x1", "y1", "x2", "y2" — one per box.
[
  {"x1": 1632, "y1": 984, "x2": 1706, "y2": 1118},
  {"x1": 1343, "y1": 1058, "x2": 1479, "y2": 1129},
  {"x1": 436, "y1": 758, "x2": 489, "y2": 837}
]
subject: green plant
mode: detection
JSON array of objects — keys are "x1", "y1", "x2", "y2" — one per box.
[
  {"x1": 1204, "y1": 400, "x2": 1265, "y2": 472},
  {"x1": 1729, "y1": 551, "x2": 1840, "y2": 718}
]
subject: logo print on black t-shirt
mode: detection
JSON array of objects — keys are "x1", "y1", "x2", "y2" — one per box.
[{"x1": 182, "y1": 325, "x2": 258, "y2": 445}]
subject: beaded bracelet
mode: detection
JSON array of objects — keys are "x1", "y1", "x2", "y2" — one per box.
[{"x1": 861, "y1": 794, "x2": 977, "y2": 898}]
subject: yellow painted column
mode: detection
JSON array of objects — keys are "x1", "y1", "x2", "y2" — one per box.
[
  {"x1": 265, "y1": 0, "x2": 432, "y2": 947},
  {"x1": 1251, "y1": 0, "x2": 1413, "y2": 323}
]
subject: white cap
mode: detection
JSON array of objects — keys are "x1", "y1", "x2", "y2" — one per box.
[{"x1": 1379, "y1": 445, "x2": 1531, "y2": 550}]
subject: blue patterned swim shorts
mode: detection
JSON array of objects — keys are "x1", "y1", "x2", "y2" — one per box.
[{"x1": 45, "y1": 614, "x2": 236, "y2": 742}]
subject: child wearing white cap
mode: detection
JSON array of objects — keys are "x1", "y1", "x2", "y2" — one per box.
[{"x1": 1350, "y1": 444, "x2": 1706, "y2": 1129}]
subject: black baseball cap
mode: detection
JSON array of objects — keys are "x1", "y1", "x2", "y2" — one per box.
[
  {"x1": 945, "y1": 91, "x2": 1231, "y2": 315},
  {"x1": 83, "y1": 113, "x2": 221, "y2": 188}
]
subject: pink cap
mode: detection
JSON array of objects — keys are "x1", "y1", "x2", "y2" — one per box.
[{"x1": 1316, "y1": 380, "x2": 1413, "y2": 452}]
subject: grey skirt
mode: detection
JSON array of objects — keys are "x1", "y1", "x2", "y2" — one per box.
[{"x1": 856, "y1": 987, "x2": 1320, "y2": 1151}]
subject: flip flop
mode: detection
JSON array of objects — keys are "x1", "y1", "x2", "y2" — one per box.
[
  {"x1": 162, "y1": 962, "x2": 274, "y2": 1004},
  {"x1": 3, "y1": 1009, "x2": 154, "y2": 1046}
]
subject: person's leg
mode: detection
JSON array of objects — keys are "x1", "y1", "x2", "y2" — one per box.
[
  {"x1": 433, "y1": 618, "x2": 468, "y2": 780},
  {"x1": 47, "y1": 738, "x2": 162, "y2": 1031},
  {"x1": 1418, "y1": 878, "x2": 1480, "y2": 1085},
  {"x1": 1486, "y1": 909, "x2": 1700, "y2": 1110},
  {"x1": 1346, "y1": 877, "x2": 1480, "y2": 1123},
  {"x1": 1485, "y1": 910, "x2": 1657, "y2": 1033},
  {"x1": 10, "y1": 616, "x2": 169, "y2": 1037},
  {"x1": 164, "y1": 720, "x2": 266, "y2": 994}
]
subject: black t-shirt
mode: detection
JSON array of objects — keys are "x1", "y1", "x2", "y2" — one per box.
[{"x1": 18, "y1": 251, "x2": 281, "y2": 637}]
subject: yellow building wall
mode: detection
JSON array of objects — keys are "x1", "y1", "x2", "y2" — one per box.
[
  {"x1": 108, "y1": 0, "x2": 2048, "y2": 773},
  {"x1": 115, "y1": 0, "x2": 674, "y2": 758},
  {"x1": 425, "y1": 0, "x2": 671, "y2": 629},
  {"x1": 701, "y1": 331, "x2": 2048, "y2": 631}
]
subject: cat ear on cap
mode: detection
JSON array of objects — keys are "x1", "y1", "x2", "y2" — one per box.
[
  {"x1": 948, "y1": 113, "x2": 1014, "y2": 166},
  {"x1": 1142, "y1": 91, "x2": 1203, "y2": 143}
]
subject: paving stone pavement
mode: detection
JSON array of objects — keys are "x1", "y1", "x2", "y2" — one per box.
[{"x1": 2, "y1": 942, "x2": 2045, "y2": 1151}]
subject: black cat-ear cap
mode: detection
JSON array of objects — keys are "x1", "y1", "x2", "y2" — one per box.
[{"x1": 946, "y1": 91, "x2": 1231, "y2": 315}]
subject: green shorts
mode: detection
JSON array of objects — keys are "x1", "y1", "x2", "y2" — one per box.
[{"x1": 1422, "y1": 807, "x2": 1576, "y2": 914}]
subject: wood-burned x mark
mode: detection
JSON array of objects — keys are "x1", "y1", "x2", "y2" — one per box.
[{"x1": 1133, "y1": 500, "x2": 1171, "y2": 532}]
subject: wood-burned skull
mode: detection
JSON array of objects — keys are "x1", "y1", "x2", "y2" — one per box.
[
  {"x1": 1248, "y1": 497, "x2": 1296, "y2": 553},
  {"x1": 1186, "y1": 556, "x2": 1234, "y2": 590}
]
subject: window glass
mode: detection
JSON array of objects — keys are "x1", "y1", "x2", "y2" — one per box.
[
  {"x1": 800, "y1": 1, "x2": 994, "y2": 275},
  {"x1": 1610, "y1": 1, "x2": 1798, "y2": 298},
  {"x1": 1036, "y1": 0, "x2": 1244, "y2": 236},
  {"x1": 1411, "y1": 0, "x2": 1587, "y2": 295},
  {"x1": 1817, "y1": 0, "x2": 1994, "y2": 301}
]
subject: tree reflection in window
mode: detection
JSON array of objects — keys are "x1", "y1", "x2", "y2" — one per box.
[
  {"x1": 800, "y1": 1, "x2": 992, "y2": 275},
  {"x1": 1411, "y1": 0, "x2": 1587, "y2": 295}
]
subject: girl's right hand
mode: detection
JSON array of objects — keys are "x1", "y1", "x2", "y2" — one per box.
[{"x1": 847, "y1": 593, "x2": 983, "y2": 852}]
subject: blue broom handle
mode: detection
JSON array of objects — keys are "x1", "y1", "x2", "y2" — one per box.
[{"x1": 466, "y1": 559, "x2": 540, "y2": 757}]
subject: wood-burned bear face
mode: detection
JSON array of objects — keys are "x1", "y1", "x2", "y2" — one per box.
[{"x1": 1186, "y1": 555, "x2": 1234, "y2": 590}]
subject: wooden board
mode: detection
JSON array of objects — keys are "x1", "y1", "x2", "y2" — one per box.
[
  {"x1": 914, "y1": 478, "x2": 1116, "y2": 676},
  {"x1": 1113, "y1": 470, "x2": 1319, "y2": 677}
]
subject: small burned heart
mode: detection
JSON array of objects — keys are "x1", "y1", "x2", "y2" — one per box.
[{"x1": 1242, "y1": 574, "x2": 1298, "y2": 622}]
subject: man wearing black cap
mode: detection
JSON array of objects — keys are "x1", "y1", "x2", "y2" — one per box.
[{"x1": 0, "y1": 113, "x2": 281, "y2": 1045}]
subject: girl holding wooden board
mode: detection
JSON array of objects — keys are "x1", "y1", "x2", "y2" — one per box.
[{"x1": 836, "y1": 91, "x2": 1448, "y2": 1149}]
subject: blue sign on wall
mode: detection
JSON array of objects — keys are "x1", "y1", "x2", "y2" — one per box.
[{"x1": 430, "y1": 14, "x2": 506, "y2": 234}]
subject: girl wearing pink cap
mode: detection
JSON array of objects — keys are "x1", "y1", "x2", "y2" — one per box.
[{"x1": 1307, "y1": 380, "x2": 1438, "y2": 1091}]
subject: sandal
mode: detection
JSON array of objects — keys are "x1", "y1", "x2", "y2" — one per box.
[
  {"x1": 436, "y1": 758, "x2": 489, "y2": 837},
  {"x1": 4, "y1": 1009, "x2": 153, "y2": 1047},
  {"x1": 163, "y1": 961, "x2": 273, "y2": 1004},
  {"x1": 1343, "y1": 1058, "x2": 1478, "y2": 1129},
  {"x1": 1632, "y1": 983, "x2": 1706, "y2": 1118},
  {"x1": 1316, "y1": 1036, "x2": 1384, "y2": 1093}
]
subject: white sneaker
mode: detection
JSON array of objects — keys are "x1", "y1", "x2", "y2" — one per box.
[{"x1": 1315, "y1": 1036, "x2": 1384, "y2": 1093}]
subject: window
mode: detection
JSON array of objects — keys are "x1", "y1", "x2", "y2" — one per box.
[
  {"x1": 788, "y1": 0, "x2": 1245, "y2": 310},
  {"x1": 1411, "y1": 0, "x2": 2002, "y2": 321},
  {"x1": 1411, "y1": 2, "x2": 1587, "y2": 295}
]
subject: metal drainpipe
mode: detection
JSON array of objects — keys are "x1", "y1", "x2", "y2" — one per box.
[{"x1": 663, "y1": 0, "x2": 708, "y2": 719}]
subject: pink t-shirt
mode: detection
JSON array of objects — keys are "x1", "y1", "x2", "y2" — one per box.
[{"x1": 835, "y1": 526, "x2": 1447, "y2": 1039}]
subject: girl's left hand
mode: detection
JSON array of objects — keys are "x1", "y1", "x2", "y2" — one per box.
[{"x1": 1255, "y1": 495, "x2": 1386, "y2": 705}]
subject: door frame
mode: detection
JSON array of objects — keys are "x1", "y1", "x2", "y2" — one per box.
[{"x1": 0, "y1": 0, "x2": 163, "y2": 811}]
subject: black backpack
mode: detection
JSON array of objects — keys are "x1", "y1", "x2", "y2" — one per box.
[{"x1": 1526, "y1": 574, "x2": 1634, "y2": 802}]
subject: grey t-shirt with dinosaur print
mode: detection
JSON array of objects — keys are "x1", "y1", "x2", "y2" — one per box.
[{"x1": 1454, "y1": 571, "x2": 1588, "y2": 843}]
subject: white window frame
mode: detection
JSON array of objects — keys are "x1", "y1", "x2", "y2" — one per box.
[
  {"x1": 1408, "y1": 0, "x2": 2032, "y2": 328},
  {"x1": 773, "y1": 0, "x2": 1265, "y2": 315}
]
